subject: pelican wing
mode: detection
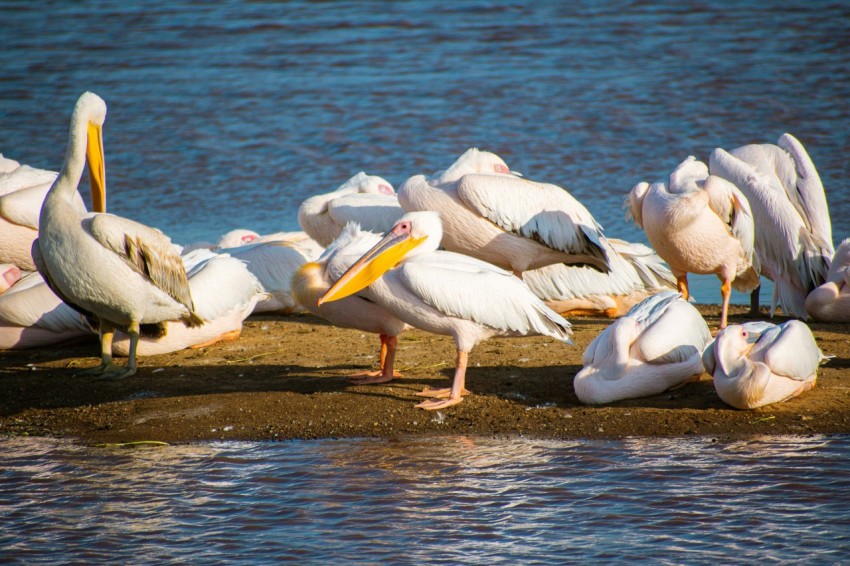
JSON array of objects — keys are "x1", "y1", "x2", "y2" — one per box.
[
  {"x1": 752, "y1": 321, "x2": 823, "y2": 381},
  {"x1": 0, "y1": 165, "x2": 57, "y2": 197},
  {"x1": 0, "y1": 272, "x2": 92, "y2": 332},
  {"x1": 182, "y1": 253, "x2": 266, "y2": 321},
  {"x1": 777, "y1": 133, "x2": 833, "y2": 255},
  {"x1": 227, "y1": 240, "x2": 309, "y2": 296},
  {"x1": 703, "y1": 174, "x2": 758, "y2": 271},
  {"x1": 326, "y1": 193, "x2": 404, "y2": 235},
  {"x1": 397, "y1": 251, "x2": 573, "y2": 341},
  {"x1": 608, "y1": 239, "x2": 676, "y2": 289},
  {"x1": 633, "y1": 295, "x2": 711, "y2": 365},
  {"x1": 88, "y1": 213, "x2": 195, "y2": 312},
  {"x1": 456, "y1": 174, "x2": 607, "y2": 261},
  {"x1": 0, "y1": 184, "x2": 87, "y2": 230}
]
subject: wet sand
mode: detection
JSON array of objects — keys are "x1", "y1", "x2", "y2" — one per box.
[{"x1": 0, "y1": 305, "x2": 848, "y2": 444}]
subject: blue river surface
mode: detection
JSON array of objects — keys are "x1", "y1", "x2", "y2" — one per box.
[
  {"x1": 1, "y1": 434, "x2": 850, "y2": 563},
  {"x1": 2, "y1": 2, "x2": 850, "y2": 563}
]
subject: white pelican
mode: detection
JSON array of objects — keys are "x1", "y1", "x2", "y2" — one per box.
[
  {"x1": 397, "y1": 148, "x2": 610, "y2": 276},
  {"x1": 0, "y1": 271, "x2": 96, "y2": 349},
  {"x1": 112, "y1": 249, "x2": 266, "y2": 356},
  {"x1": 709, "y1": 133, "x2": 834, "y2": 319},
  {"x1": 318, "y1": 211, "x2": 573, "y2": 409},
  {"x1": 292, "y1": 222, "x2": 411, "y2": 384},
  {"x1": 627, "y1": 156, "x2": 760, "y2": 329},
  {"x1": 522, "y1": 238, "x2": 677, "y2": 317},
  {"x1": 805, "y1": 238, "x2": 850, "y2": 322},
  {"x1": 298, "y1": 171, "x2": 402, "y2": 247},
  {"x1": 0, "y1": 159, "x2": 86, "y2": 271},
  {"x1": 703, "y1": 320, "x2": 827, "y2": 409},
  {"x1": 574, "y1": 291, "x2": 711, "y2": 404},
  {"x1": 0, "y1": 154, "x2": 20, "y2": 173},
  {"x1": 34, "y1": 91, "x2": 202, "y2": 379}
]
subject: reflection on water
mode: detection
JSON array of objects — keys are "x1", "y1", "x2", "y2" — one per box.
[
  {"x1": 2, "y1": 1, "x2": 848, "y2": 304},
  {"x1": 1, "y1": 435, "x2": 849, "y2": 562}
]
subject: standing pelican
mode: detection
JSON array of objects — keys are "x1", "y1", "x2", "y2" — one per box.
[
  {"x1": 709, "y1": 133, "x2": 834, "y2": 319},
  {"x1": 298, "y1": 171, "x2": 402, "y2": 247},
  {"x1": 522, "y1": 238, "x2": 677, "y2": 317},
  {"x1": 112, "y1": 249, "x2": 266, "y2": 356},
  {"x1": 703, "y1": 320, "x2": 826, "y2": 409},
  {"x1": 292, "y1": 222, "x2": 411, "y2": 384},
  {"x1": 34, "y1": 91, "x2": 202, "y2": 379},
  {"x1": 398, "y1": 148, "x2": 610, "y2": 276},
  {"x1": 805, "y1": 238, "x2": 850, "y2": 322},
  {"x1": 318, "y1": 211, "x2": 573, "y2": 409},
  {"x1": 574, "y1": 291, "x2": 711, "y2": 404},
  {"x1": 627, "y1": 156, "x2": 760, "y2": 329}
]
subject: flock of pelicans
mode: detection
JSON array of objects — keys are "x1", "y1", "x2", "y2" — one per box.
[{"x1": 0, "y1": 91, "x2": 844, "y2": 413}]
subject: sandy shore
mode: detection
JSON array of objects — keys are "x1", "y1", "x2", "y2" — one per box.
[{"x1": 0, "y1": 305, "x2": 848, "y2": 444}]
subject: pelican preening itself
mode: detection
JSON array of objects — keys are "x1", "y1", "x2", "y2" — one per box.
[
  {"x1": 318, "y1": 211, "x2": 573, "y2": 410},
  {"x1": 627, "y1": 156, "x2": 760, "y2": 329},
  {"x1": 398, "y1": 148, "x2": 611, "y2": 277},
  {"x1": 805, "y1": 238, "x2": 850, "y2": 322},
  {"x1": 703, "y1": 320, "x2": 827, "y2": 409},
  {"x1": 574, "y1": 291, "x2": 711, "y2": 404},
  {"x1": 34, "y1": 92, "x2": 202, "y2": 379},
  {"x1": 709, "y1": 133, "x2": 834, "y2": 319},
  {"x1": 292, "y1": 222, "x2": 411, "y2": 384},
  {"x1": 298, "y1": 171, "x2": 401, "y2": 247}
]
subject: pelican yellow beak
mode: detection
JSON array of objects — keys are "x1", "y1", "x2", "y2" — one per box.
[
  {"x1": 318, "y1": 230, "x2": 425, "y2": 305},
  {"x1": 86, "y1": 122, "x2": 106, "y2": 213}
]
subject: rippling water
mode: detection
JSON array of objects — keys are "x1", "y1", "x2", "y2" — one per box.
[
  {"x1": 2, "y1": 0, "x2": 848, "y2": 303},
  {"x1": 1, "y1": 435, "x2": 849, "y2": 563}
]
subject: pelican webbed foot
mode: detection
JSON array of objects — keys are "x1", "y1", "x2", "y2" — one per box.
[
  {"x1": 415, "y1": 387, "x2": 471, "y2": 398},
  {"x1": 348, "y1": 370, "x2": 401, "y2": 385},
  {"x1": 415, "y1": 396, "x2": 465, "y2": 410}
]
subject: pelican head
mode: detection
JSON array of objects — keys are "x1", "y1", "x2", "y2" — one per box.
[
  {"x1": 318, "y1": 211, "x2": 441, "y2": 305},
  {"x1": 66, "y1": 92, "x2": 107, "y2": 213},
  {"x1": 338, "y1": 171, "x2": 395, "y2": 196},
  {"x1": 439, "y1": 148, "x2": 518, "y2": 182},
  {"x1": 712, "y1": 324, "x2": 753, "y2": 377}
]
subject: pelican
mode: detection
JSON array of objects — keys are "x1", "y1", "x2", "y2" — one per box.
[
  {"x1": 627, "y1": 156, "x2": 760, "y2": 329},
  {"x1": 292, "y1": 222, "x2": 411, "y2": 384},
  {"x1": 0, "y1": 158, "x2": 85, "y2": 271},
  {"x1": 805, "y1": 238, "x2": 850, "y2": 322},
  {"x1": 703, "y1": 320, "x2": 827, "y2": 409},
  {"x1": 298, "y1": 171, "x2": 402, "y2": 247},
  {"x1": 318, "y1": 211, "x2": 573, "y2": 409},
  {"x1": 112, "y1": 249, "x2": 266, "y2": 356},
  {"x1": 398, "y1": 148, "x2": 610, "y2": 276},
  {"x1": 34, "y1": 91, "x2": 202, "y2": 379},
  {"x1": 709, "y1": 133, "x2": 834, "y2": 319},
  {"x1": 574, "y1": 291, "x2": 711, "y2": 404},
  {"x1": 522, "y1": 238, "x2": 677, "y2": 317},
  {"x1": 0, "y1": 271, "x2": 96, "y2": 349}
]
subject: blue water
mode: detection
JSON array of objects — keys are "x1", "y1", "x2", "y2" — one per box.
[
  {"x1": 2, "y1": 435, "x2": 850, "y2": 563},
  {"x1": 2, "y1": 3, "x2": 850, "y2": 561},
  {"x1": 2, "y1": 0, "x2": 849, "y2": 303}
]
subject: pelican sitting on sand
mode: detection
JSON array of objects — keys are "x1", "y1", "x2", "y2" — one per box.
[
  {"x1": 627, "y1": 156, "x2": 760, "y2": 329},
  {"x1": 298, "y1": 171, "x2": 401, "y2": 247},
  {"x1": 398, "y1": 148, "x2": 610, "y2": 276},
  {"x1": 703, "y1": 320, "x2": 827, "y2": 409},
  {"x1": 34, "y1": 91, "x2": 202, "y2": 379},
  {"x1": 574, "y1": 291, "x2": 711, "y2": 404},
  {"x1": 292, "y1": 222, "x2": 411, "y2": 384},
  {"x1": 318, "y1": 211, "x2": 573, "y2": 410}
]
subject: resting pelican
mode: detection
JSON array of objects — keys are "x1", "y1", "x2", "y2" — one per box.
[
  {"x1": 34, "y1": 91, "x2": 202, "y2": 379},
  {"x1": 398, "y1": 148, "x2": 610, "y2": 276},
  {"x1": 112, "y1": 249, "x2": 266, "y2": 356},
  {"x1": 522, "y1": 238, "x2": 677, "y2": 317},
  {"x1": 298, "y1": 171, "x2": 401, "y2": 247},
  {"x1": 292, "y1": 222, "x2": 411, "y2": 384},
  {"x1": 318, "y1": 211, "x2": 573, "y2": 409},
  {"x1": 709, "y1": 133, "x2": 834, "y2": 319},
  {"x1": 805, "y1": 238, "x2": 850, "y2": 322},
  {"x1": 0, "y1": 271, "x2": 96, "y2": 349},
  {"x1": 627, "y1": 156, "x2": 760, "y2": 329},
  {"x1": 703, "y1": 320, "x2": 826, "y2": 409},
  {"x1": 574, "y1": 291, "x2": 711, "y2": 404},
  {"x1": 0, "y1": 159, "x2": 85, "y2": 271}
]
